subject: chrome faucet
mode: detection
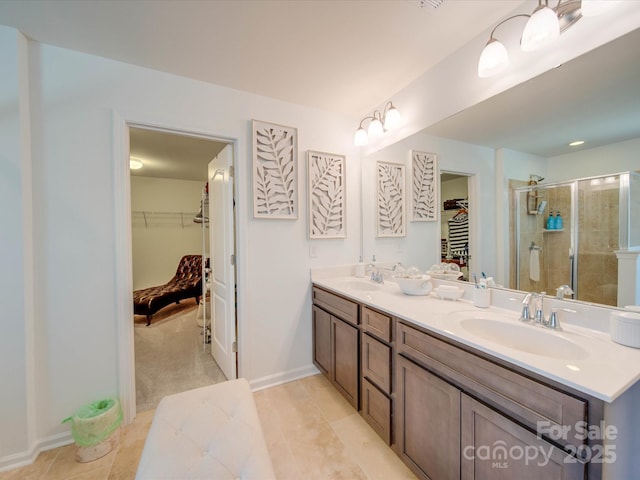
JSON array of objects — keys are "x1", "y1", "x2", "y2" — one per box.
[
  {"x1": 556, "y1": 284, "x2": 574, "y2": 299},
  {"x1": 519, "y1": 293, "x2": 533, "y2": 322},
  {"x1": 370, "y1": 269, "x2": 384, "y2": 284},
  {"x1": 534, "y1": 292, "x2": 547, "y2": 326}
]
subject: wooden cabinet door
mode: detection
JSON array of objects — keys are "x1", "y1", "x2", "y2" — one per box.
[
  {"x1": 312, "y1": 306, "x2": 331, "y2": 375},
  {"x1": 332, "y1": 316, "x2": 359, "y2": 408},
  {"x1": 461, "y1": 394, "x2": 585, "y2": 480},
  {"x1": 362, "y1": 333, "x2": 391, "y2": 393},
  {"x1": 396, "y1": 356, "x2": 461, "y2": 480}
]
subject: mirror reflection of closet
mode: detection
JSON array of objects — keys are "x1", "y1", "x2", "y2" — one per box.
[{"x1": 440, "y1": 172, "x2": 470, "y2": 281}]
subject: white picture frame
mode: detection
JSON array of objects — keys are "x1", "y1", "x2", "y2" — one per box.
[
  {"x1": 376, "y1": 161, "x2": 406, "y2": 237},
  {"x1": 410, "y1": 150, "x2": 438, "y2": 222},
  {"x1": 307, "y1": 150, "x2": 346, "y2": 239},
  {"x1": 251, "y1": 119, "x2": 298, "y2": 219}
]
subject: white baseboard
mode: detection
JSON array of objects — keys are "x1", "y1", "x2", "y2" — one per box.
[
  {"x1": 249, "y1": 364, "x2": 320, "y2": 392},
  {"x1": 0, "y1": 431, "x2": 73, "y2": 473}
]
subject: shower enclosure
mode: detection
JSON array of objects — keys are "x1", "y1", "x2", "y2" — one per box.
[{"x1": 512, "y1": 171, "x2": 640, "y2": 307}]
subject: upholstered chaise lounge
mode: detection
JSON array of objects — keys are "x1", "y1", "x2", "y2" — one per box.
[{"x1": 133, "y1": 254, "x2": 202, "y2": 326}]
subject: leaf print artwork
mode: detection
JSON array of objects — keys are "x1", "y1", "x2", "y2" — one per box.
[
  {"x1": 411, "y1": 150, "x2": 438, "y2": 221},
  {"x1": 252, "y1": 120, "x2": 298, "y2": 219},
  {"x1": 308, "y1": 151, "x2": 346, "y2": 238},
  {"x1": 377, "y1": 162, "x2": 405, "y2": 237}
]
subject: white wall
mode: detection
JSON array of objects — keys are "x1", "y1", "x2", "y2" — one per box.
[
  {"x1": 363, "y1": 132, "x2": 496, "y2": 277},
  {"x1": 0, "y1": 26, "x2": 29, "y2": 461},
  {"x1": 1, "y1": 35, "x2": 362, "y2": 468},
  {"x1": 130, "y1": 176, "x2": 204, "y2": 290},
  {"x1": 545, "y1": 137, "x2": 640, "y2": 181}
]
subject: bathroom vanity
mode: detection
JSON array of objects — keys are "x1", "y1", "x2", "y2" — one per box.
[{"x1": 311, "y1": 268, "x2": 640, "y2": 480}]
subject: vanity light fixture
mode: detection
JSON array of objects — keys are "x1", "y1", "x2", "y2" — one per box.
[
  {"x1": 478, "y1": 0, "x2": 607, "y2": 78},
  {"x1": 354, "y1": 101, "x2": 401, "y2": 146},
  {"x1": 130, "y1": 157, "x2": 144, "y2": 170}
]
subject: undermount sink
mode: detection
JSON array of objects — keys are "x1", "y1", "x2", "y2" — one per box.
[
  {"x1": 336, "y1": 279, "x2": 382, "y2": 292},
  {"x1": 459, "y1": 317, "x2": 589, "y2": 360}
]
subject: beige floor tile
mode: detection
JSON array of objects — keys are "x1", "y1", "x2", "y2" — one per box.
[
  {"x1": 262, "y1": 436, "x2": 301, "y2": 480},
  {"x1": 287, "y1": 421, "x2": 365, "y2": 479},
  {"x1": 331, "y1": 414, "x2": 417, "y2": 480},
  {"x1": 3, "y1": 375, "x2": 415, "y2": 480},
  {"x1": 42, "y1": 444, "x2": 116, "y2": 480},
  {"x1": 310, "y1": 381, "x2": 357, "y2": 423},
  {"x1": 67, "y1": 466, "x2": 111, "y2": 480},
  {"x1": 0, "y1": 448, "x2": 59, "y2": 480}
]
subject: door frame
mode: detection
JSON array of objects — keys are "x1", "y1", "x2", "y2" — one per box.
[{"x1": 112, "y1": 112, "x2": 239, "y2": 424}]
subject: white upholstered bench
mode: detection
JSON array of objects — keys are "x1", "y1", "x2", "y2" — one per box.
[{"x1": 135, "y1": 378, "x2": 275, "y2": 479}]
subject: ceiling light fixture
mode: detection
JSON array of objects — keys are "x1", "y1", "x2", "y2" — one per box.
[
  {"x1": 354, "y1": 101, "x2": 401, "y2": 146},
  {"x1": 569, "y1": 140, "x2": 585, "y2": 147},
  {"x1": 478, "y1": 0, "x2": 607, "y2": 78},
  {"x1": 130, "y1": 157, "x2": 144, "y2": 170}
]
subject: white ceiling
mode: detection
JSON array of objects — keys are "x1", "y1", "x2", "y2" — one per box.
[
  {"x1": 0, "y1": 0, "x2": 524, "y2": 118},
  {"x1": 2, "y1": 0, "x2": 638, "y2": 174},
  {"x1": 129, "y1": 127, "x2": 227, "y2": 182}
]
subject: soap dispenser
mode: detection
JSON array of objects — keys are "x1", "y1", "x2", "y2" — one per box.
[
  {"x1": 546, "y1": 210, "x2": 554, "y2": 230},
  {"x1": 555, "y1": 211, "x2": 563, "y2": 230}
]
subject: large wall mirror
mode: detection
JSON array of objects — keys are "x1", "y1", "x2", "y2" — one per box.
[{"x1": 361, "y1": 27, "x2": 640, "y2": 309}]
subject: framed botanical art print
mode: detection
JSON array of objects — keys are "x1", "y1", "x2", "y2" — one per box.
[
  {"x1": 252, "y1": 119, "x2": 298, "y2": 219},
  {"x1": 307, "y1": 151, "x2": 346, "y2": 239},
  {"x1": 376, "y1": 161, "x2": 405, "y2": 237},
  {"x1": 410, "y1": 150, "x2": 438, "y2": 222}
]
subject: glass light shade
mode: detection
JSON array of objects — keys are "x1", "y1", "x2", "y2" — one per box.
[
  {"x1": 521, "y1": 6, "x2": 560, "y2": 52},
  {"x1": 478, "y1": 38, "x2": 509, "y2": 77},
  {"x1": 367, "y1": 117, "x2": 384, "y2": 137},
  {"x1": 354, "y1": 127, "x2": 368, "y2": 146},
  {"x1": 129, "y1": 158, "x2": 143, "y2": 170},
  {"x1": 581, "y1": 0, "x2": 612, "y2": 17},
  {"x1": 383, "y1": 106, "x2": 401, "y2": 130}
]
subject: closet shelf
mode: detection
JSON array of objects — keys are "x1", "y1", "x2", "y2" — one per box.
[{"x1": 132, "y1": 210, "x2": 206, "y2": 228}]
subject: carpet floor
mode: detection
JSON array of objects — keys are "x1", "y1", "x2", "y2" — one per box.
[{"x1": 134, "y1": 301, "x2": 227, "y2": 412}]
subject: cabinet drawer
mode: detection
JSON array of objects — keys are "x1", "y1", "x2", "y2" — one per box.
[
  {"x1": 313, "y1": 286, "x2": 359, "y2": 326},
  {"x1": 361, "y1": 378, "x2": 392, "y2": 445},
  {"x1": 362, "y1": 306, "x2": 392, "y2": 342},
  {"x1": 397, "y1": 321, "x2": 587, "y2": 448},
  {"x1": 362, "y1": 333, "x2": 391, "y2": 393}
]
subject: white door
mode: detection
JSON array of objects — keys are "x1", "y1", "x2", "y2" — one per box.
[{"x1": 208, "y1": 144, "x2": 237, "y2": 379}]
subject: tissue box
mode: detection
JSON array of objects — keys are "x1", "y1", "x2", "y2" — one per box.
[{"x1": 610, "y1": 311, "x2": 640, "y2": 348}]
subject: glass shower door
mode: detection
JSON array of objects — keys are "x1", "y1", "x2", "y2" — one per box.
[{"x1": 576, "y1": 175, "x2": 620, "y2": 306}]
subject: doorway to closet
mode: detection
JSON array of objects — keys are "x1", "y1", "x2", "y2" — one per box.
[
  {"x1": 128, "y1": 125, "x2": 235, "y2": 412},
  {"x1": 440, "y1": 172, "x2": 471, "y2": 281}
]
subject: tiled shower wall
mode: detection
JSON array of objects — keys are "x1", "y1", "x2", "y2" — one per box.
[{"x1": 577, "y1": 179, "x2": 619, "y2": 306}]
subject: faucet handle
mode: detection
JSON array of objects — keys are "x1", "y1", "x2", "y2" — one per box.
[
  {"x1": 519, "y1": 293, "x2": 532, "y2": 322},
  {"x1": 519, "y1": 304, "x2": 532, "y2": 322},
  {"x1": 547, "y1": 308, "x2": 562, "y2": 330}
]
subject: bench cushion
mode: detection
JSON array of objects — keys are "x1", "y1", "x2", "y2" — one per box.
[{"x1": 135, "y1": 378, "x2": 275, "y2": 480}]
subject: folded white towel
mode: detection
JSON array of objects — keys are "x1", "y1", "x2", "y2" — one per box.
[{"x1": 529, "y1": 249, "x2": 540, "y2": 282}]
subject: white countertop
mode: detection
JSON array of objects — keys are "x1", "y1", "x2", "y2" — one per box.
[{"x1": 312, "y1": 272, "x2": 640, "y2": 403}]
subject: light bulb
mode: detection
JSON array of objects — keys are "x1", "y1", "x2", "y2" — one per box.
[
  {"x1": 383, "y1": 105, "x2": 401, "y2": 130},
  {"x1": 354, "y1": 127, "x2": 368, "y2": 146},
  {"x1": 130, "y1": 158, "x2": 144, "y2": 170},
  {"x1": 368, "y1": 117, "x2": 384, "y2": 137},
  {"x1": 521, "y1": 6, "x2": 559, "y2": 52},
  {"x1": 478, "y1": 38, "x2": 509, "y2": 77}
]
